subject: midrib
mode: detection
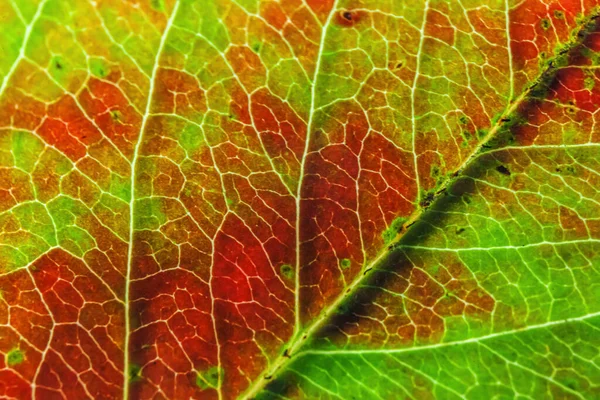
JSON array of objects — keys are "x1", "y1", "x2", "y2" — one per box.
[
  {"x1": 122, "y1": 3, "x2": 180, "y2": 400},
  {"x1": 239, "y1": 7, "x2": 600, "y2": 400}
]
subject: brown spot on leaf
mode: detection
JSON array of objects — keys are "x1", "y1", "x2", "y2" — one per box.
[
  {"x1": 496, "y1": 165, "x2": 511, "y2": 176},
  {"x1": 336, "y1": 9, "x2": 363, "y2": 27}
]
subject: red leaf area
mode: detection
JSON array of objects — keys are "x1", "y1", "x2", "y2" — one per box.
[
  {"x1": 515, "y1": 26, "x2": 600, "y2": 145},
  {"x1": 318, "y1": 252, "x2": 496, "y2": 347},
  {"x1": 0, "y1": 250, "x2": 122, "y2": 399}
]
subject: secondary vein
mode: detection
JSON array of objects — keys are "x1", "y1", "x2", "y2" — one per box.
[
  {"x1": 123, "y1": 3, "x2": 180, "y2": 400},
  {"x1": 299, "y1": 310, "x2": 600, "y2": 356},
  {"x1": 410, "y1": 1, "x2": 430, "y2": 201},
  {"x1": 292, "y1": 0, "x2": 340, "y2": 338},
  {"x1": 0, "y1": 0, "x2": 48, "y2": 99}
]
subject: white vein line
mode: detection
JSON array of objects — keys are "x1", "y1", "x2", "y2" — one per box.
[
  {"x1": 299, "y1": 310, "x2": 600, "y2": 356},
  {"x1": 0, "y1": 0, "x2": 48, "y2": 98},
  {"x1": 480, "y1": 342, "x2": 585, "y2": 399},
  {"x1": 89, "y1": 4, "x2": 151, "y2": 79},
  {"x1": 8, "y1": 0, "x2": 26, "y2": 24},
  {"x1": 123, "y1": 2, "x2": 180, "y2": 400},
  {"x1": 504, "y1": 0, "x2": 514, "y2": 101},
  {"x1": 396, "y1": 238, "x2": 600, "y2": 252},
  {"x1": 28, "y1": 269, "x2": 57, "y2": 400},
  {"x1": 482, "y1": 143, "x2": 600, "y2": 155},
  {"x1": 388, "y1": 356, "x2": 465, "y2": 399},
  {"x1": 410, "y1": 1, "x2": 430, "y2": 201},
  {"x1": 293, "y1": 0, "x2": 340, "y2": 337}
]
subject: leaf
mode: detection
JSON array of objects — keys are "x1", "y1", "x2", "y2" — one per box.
[{"x1": 0, "y1": 0, "x2": 598, "y2": 399}]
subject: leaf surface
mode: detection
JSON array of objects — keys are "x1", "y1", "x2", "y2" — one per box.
[{"x1": 0, "y1": 0, "x2": 599, "y2": 399}]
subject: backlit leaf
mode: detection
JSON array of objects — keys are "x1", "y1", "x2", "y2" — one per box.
[{"x1": 0, "y1": 0, "x2": 599, "y2": 399}]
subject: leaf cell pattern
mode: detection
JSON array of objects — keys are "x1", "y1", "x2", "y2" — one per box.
[{"x1": 0, "y1": 0, "x2": 599, "y2": 399}]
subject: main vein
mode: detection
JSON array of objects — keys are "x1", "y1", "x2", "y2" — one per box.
[
  {"x1": 240, "y1": 6, "x2": 600, "y2": 400},
  {"x1": 123, "y1": 3, "x2": 180, "y2": 400}
]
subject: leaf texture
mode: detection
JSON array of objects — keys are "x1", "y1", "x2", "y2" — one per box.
[{"x1": 0, "y1": 0, "x2": 599, "y2": 399}]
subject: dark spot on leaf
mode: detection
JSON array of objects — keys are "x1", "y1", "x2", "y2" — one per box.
[
  {"x1": 495, "y1": 165, "x2": 511, "y2": 176},
  {"x1": 436, "y1": 185, "x2": 448, "y2": 195},
  {"x1": 339, "y1": 258, "x2": 351, "y2": 269},
  {"x1": 541, "y1": 18, "x2": 551, "y2": 30},
  {"x1": 554, "y1": 10, "x2": 565, "y2": 19},
  {"x1": 336, "y1": 10, "x2": 363, "y2": 26},
  {"x1": 280, "y1": 264, "x2": 293, "y2": 279},
  {"x1": 90, "y1": 58, "x2": 109, "y2": 78},
  {"x1": 455, "y1": 227, "x2": 465, "y2": 235},
  {"x1": 556, "y1": 165, "x2": 576, "y2": 175},
  {"x1": 419, "y1": 191, "x2": 435, "y2": 208},
  {"x1": 128, "y1": 364, "x2": 142, "y2": 382},
  {"x1": 389, "y1": 59, "x2": 406, "y2": 71},
  {"x1": 55, "y1": 61, "x2": 63, "y2": 70},
  {"x1": 110, "y1": 110, "x2": 122, "y2": 122}
]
